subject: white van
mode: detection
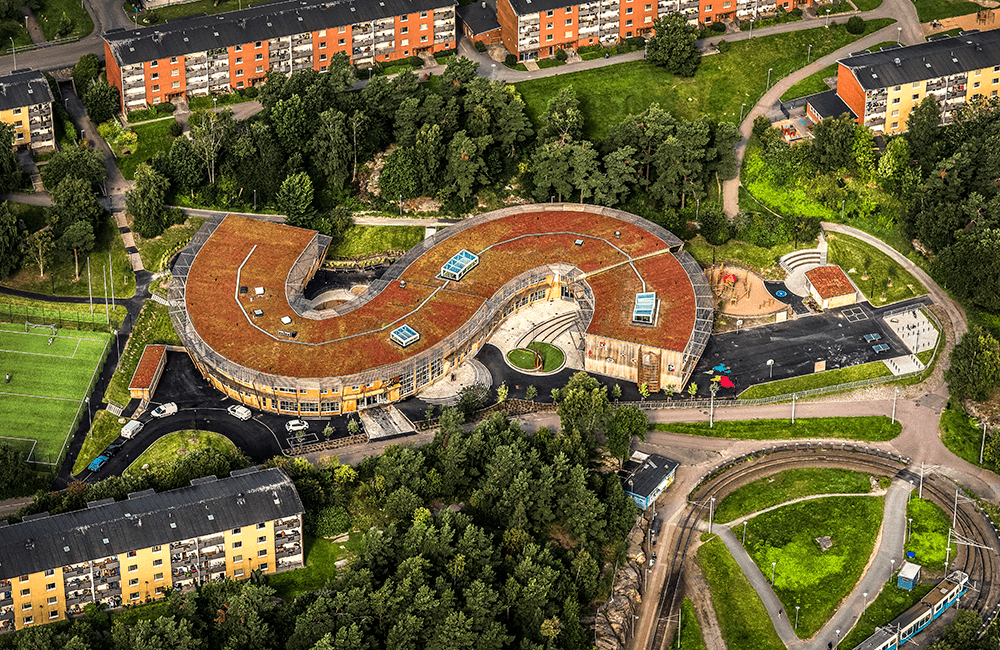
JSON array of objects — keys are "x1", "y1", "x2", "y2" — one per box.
[
  {"x1": 150, "y1": 402, "x2": 178, "y2": 418},
  {"x1": 227, "y1": 404, "x2": 252, "y2": 421},
  {"x1": 121, "y1": 419, "x2": 144, "y2": 439}
]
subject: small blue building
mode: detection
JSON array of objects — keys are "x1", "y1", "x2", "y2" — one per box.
[
  {"x1": 620, "y1": 452, "x2": 679, "y2": 510},
  {"x1": 897, "y1": 561, "x2": 921, "y2": 591}
]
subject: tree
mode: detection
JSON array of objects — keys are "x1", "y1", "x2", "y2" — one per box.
[
  {"x1": 22, "y1": 228, "x2": 54, "y2": 277},
  {"x1": 525, "y1": 385, "x2": 537, "y2": 400},
  {"x1": 445, "y1": 130, "x2": 493, "y2": 202},
  {"x1": 945, "y1": 326, "x2": 1000, "y2": 402},
  {"x1": 59, "y1": 220, "x2": 95, "y2": 281},
  {"x1": 646, "y1": 14, "x2": 701, "y2": 76},
  {"x1": 51, "y1": 175, "x2": 103, "y2": 235},
  {"x1": 906, "y1": 95, "x2": 942, "y2": 173},
  {"x1": 82, "y1": 79, "x2": 120, "y2": 124},
  {"x1": 189, "y1": 108, "x2": 235, "y2": 185},
  {"x1": 605, "y1": 405, "x2": 648, "y2": 465},
  {"x1": 0, "y1": 123, "x2": 21, "y2": 193},
  {"x1": 0, "y1": 442, "x2": 28, "y2": 496},
  {"x1": 555, "y1": 372, "x2": 614, "y2": 464},
  {"x1": 163, "y1": 136, "x2": 206, "y2": 197},
  {"x1": 113, "y1": 615, "x2": 201, "y2": 650},
  {"x1": 593, "y1": 146, "x2": 638, "y2": 206},
  {"x1": 811, "y1": 114, "x2": 856, "y2": 172},
  {"x1": 531, "y1": 140, "x2": 573, "y2": 202},
  {"x1": 72, "y1": 53, "x2": 100, "y2": 91},
  {"x1": 538, "y1": 87, "x2": 584, "y2": 144},
  {"x1": 40, "y1": 145, "x2": 106, "y2": 191},
  {"x1": 0, "y1": 202, "x2": 21, "y2": 278},
  {"x1": 852, "y1": 124, "x2": 877, "y2": 179},
  {"x1": 933, "y1": 228, "x2": 1000, "y2": 311},
  {"x1": 277, "y1": 172, "x2": 316, "y2": 228},
  {"x1": 496, "y1": 381, "x2": 508, "y2": 403},
  {"x1": 845, "y1": 15, "x2": 865, "y2": 34},
  {"x1": 457, "y1": 383, "x2": 490, "y2": 421},
  {"x1": 126, "y1": 164, "x2": 170, "y2": 238}
]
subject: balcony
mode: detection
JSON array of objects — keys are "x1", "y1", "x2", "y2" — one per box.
[
  {"x1": 275, "y1": 519, "x2": 299, "y2": 533},
  {"x1": 375, "y1": 33, "x2": 395, "y2": 44},
  {"x1": 867, "y1": 116, "x2": 886, "y2": 126},
  {"x1": 171, "y1": 541, "x2": 196, "y2": 552},
  {"x1": 946, "y1": 90, "x2": 965, "y2": 100},
  {"x1": 172, "y1": 567, "x2": 198, "y2": 579},
  {"x1": 276, "y1": 543, "x2": 302, "y2": 559},
  {"x1": 0, "y1": 592, "x2": 9, "y2": 605},
  {"x1": 66, "y1": 591, "x2": 93, "y2": 607},
  {"x1": 434, "y1": 35, "x2": 452, "y2": 44}
]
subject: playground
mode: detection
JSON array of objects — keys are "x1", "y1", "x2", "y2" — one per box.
[{"x1": 708, "y1": 265, "x2": 787, "y2": 317}]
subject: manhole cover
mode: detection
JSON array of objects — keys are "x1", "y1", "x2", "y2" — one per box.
[{"x1": 775, "y1": 290, "x2": 788, "y2": 298}]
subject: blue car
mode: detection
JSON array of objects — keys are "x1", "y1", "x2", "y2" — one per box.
[{"x1": 88, "y1": 455, "x2": 109, "y2": 472}]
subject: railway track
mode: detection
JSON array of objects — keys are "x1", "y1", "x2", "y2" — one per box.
[{"x1": 644, "y1": 444, "x2": 1000, "y2": 650}]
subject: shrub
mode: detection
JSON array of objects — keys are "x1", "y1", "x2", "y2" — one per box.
[
  {"x1": 155, "y1": 102, "x2": 175, "y2": 114},
  {"x1": 314, "y1": 505, "x2": 351, "y2": 537},
  {"x1": 405, "y1": 55, "x2": 424, "y2": 67},
  {"x1": 505, "y1": 53, "x2": 518, "y2": 67},
  {"x1": 243, "y1": 85, "x2": 259, "y2": 98},
  {"x1": 627, "y1": 35, "x2": 646, "y2": 48},
  {"x1": 168, "y1": 121, "x2": 183, "y2": 138},
  {"x1": 710, "y1": 21, "x2": 727, "y2": 33},
  {"x1": 555, "y1": 47, "x2": 568, "y2": 61},
  {"x1": 790, "y1": 6, "x2": 803, "y2": 16},
  {"x1": 846, "y1": 15, "x2": 864, "y2": 34},
  {"x1": 717, "y1": 39, "x2": 731, "y2": 53},
  {"x1": 474, "y1": 40, "x2": 487, "y2": 52}
]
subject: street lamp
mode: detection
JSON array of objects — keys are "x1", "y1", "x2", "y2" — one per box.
[
  {"x1": 743, "y1": 520, "x2": 748, "y2": 544},
  {"x1": 739, "y1": 102, "x2": 746, "y2": 122},
  {"x1": 825, "y1": 9, "x2": 831, "y2": 26},
  {"x1": 863, "y1": 592, "x2": 868, "y2": 612},
  {"x1": 794, "y1": 605, "x2": 800, "y2": 629},
  {"x1": 890, "y1": 558, "x2": 895, "y2": 579},
  {"x1": 908, "y1": 517, "x2": 913, "y2": 542},
  {"x1": 767, "y1": 358, "x2": 774, "y2": 379},
  {"x1": 709, "y1": 497, "x2": 716, "y2": 535},
  {"x1": 892, "y1": 386, "x2": 899, "y2": 424},
  {"x1": 9, "y1": 37, "x2": 14, "y2": 71},
  {"x1": 709, "y1": 382, "x2": 718, "y2": 428},
  {"x1": 835, "y1": 629, "x2": 841, "y2": 650},
  {"x1": 748, "y1": 18, "x2": 754, "y2": 39},
  {"x1": 766, "y1": 67, "x2": 773, "y2": 91},
  {"x1": 807, "y1": 43, "x2": 812, "y2": 63},
  {"x1": 770, "y1": 560, "x2": 776, "y2": 585},
  {"x1": 897, "y1": 26, "x2": 902, "y2": 44},
  {"x1": 85, "y1": 396, "x2": 92, "y2": 436}
]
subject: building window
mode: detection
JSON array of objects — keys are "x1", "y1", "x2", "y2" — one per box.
[
  {"x1": 626, "y1": 7, "x2": 633, "y2": 12},
  {"x1": 232, "y1": 541, "x2": 242, "y2": 549},
  {"x1": 44, "y1": 569, "x2": 54, "y2": 577},
  {"x1": 153, "y1": 559, "x2": 163, "y2": 567},
  {"x1": 129, "y1": 578, "x2": 139, "y2": 587},
  {"x1": 891, "y1": 109, "x2": 899, "y2": 116},
  {"x1": 546, "y1": 21, "x2": 553, "y2": 28},
  {"x1": 912, "y1": 94, "x2": 919, "y2": 100},
  {"x1": 235, "y1": 56, "x2": 242, "y2": 64},
  {"x1": 46, "y1": 597, "x2": 56, "y2": 605},
  {"x1": 20, "y1": 589, "x2": 29, "y2": 597},
  {"x1": 150, "y1": 60, "x2": 158, "y2": 67},
  {"x1": 565, "y1": 18, "x2": 572, "y2": 24},
  {"x1": 48, "y1": 611, "x2": 59, "y2": 620},
  {"x1": 975, "y1": 69, "x2": 982, "y2": 76},
  {"x1": 420, "y1": 35, "x2": 428, "y2": 42},
  {"x1": 645, "y1": 15, "x2": 652, "y2": 22},
  {"x1": 21, "y1": 604, "x2": 31, "y2": 611},
  {"x1": 319, "y1": 54, "x2": 327, "y2": 61},
  {"x1": 993, "y1": 90, "x2": 998, "y2": 97},
  {"x1": 892, "y1": 97, "x2": 900, "y2": 104},
  {"x1": 235, "y1": 45, "x2": 242, "y2": 52},
  {"x1": 153, "y1": 545, "x2": 162, "y2": 552},
  {"x1": 155, "y1": 587, "x2": 164, "y2": 595},
  {"x1": 234, "y1": 569, "x2": 245, "y2": 578},
  {"x1": 257, "y1": 522, "x2": 267, "y2": 530},
  {"x1": 255, "y1": 41, "x2": 263, "y2": 47},
  {"x1": 170, "y1": 56, "x2": 178, "y2": 63},
  {"x1": 566, "y1": 5, "x2": 572, "y2": 10},
  {"x1": 257, "y1": 535, "x2": 267, "y2": 543},
  {"x1": 233, "y1": 555, "x2": 243, "y2": 562},
  {"x1": 127, "y1": 550, "x2": 137, "y2": 558},
  {"x1": 400, "y1": 14, "x2": 407, "y2": 21},
  {"x1": 23, "y1": 617, "x2": 32, "y2": 626},
  {"x1": 233, "y1": 528, "x2": 242, "y2": 535},
  {"x1": 912, "y1": 81, "x2": 920, "y2": 88},
  {"x1": 19, "y1": 576, "x2": 28, "y2": 583},
  {"x1": 546, "y1": 34, "x2": 554, "y2": 40},
  {"x1": 400, "y1": 39, "x2": 408, "y2": 46},
  {"x1": 130, "y1": 592, "x2": 140, "y2": 601},
  {"x1": 152, "y1": 85, "x2": 159, "y2": 92},
  {"x1": 565, "y1": 30, "x2": 573, "y2": 37},
  {"x1": 894, "y1": 85, "x2": 901, "y2": 91},
  {"x1": 258, "y1": 563, "x2": 268, "y2": 572},
  {"x1": 256, "y1": 53, "x2": 263, "y2": 60},
  {"x1": 258, "y1": 549, "x2": 268, "y2": 557},
  {"x1": 704, "y1": 4, "x2": 711, "y2": 9},
  {"x1": 256, "y1": 65, "x2": 264, "y2": 73},
  {"x1": 151, "y1": 73, "x2": 159, "y2": 80},
  {"x1": 338, "y1": 38, "x2": 345, "y2": 45},
  {"x1": 128, "y1": 565, "x2": 138, "y2": 573},
  {"x1": 155, "y1": 572, "x2": 164, "y2": 581},
  {"x1": 338, "y1": 25, "x2": 346, "y2": 32},
  {"x1": 46, "y1": 583, "x2": 55, "y2": 591},
  {"x1": 546, "y1": 9, "x2": 553, "y2": 15},
  {"x1": 891, "y1": 121, "x2": 898, "y2": 128},
  {"x1": 401, "y1": 26, "x2": 408, "y2": 33},
  {"x1": 318, "y1": 41, "x2": 326, "y2": 48},
  {"x1": 236, "y1": 69, "x2": 244, "y2": 77},
  {"x1": 974, "y1": 81, "x2": 981, "y2": 89},
  {"x1": 626, "y1": 18, "x2": 633, "y2": 25},
  {"x1": 647, "y1": 3, "x2": 653, "y2": 8},
  {"x1": 420, "y1": 10, "x2": 428, "y2": 16}
]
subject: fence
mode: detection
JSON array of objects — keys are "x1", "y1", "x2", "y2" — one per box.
[
  {"x1": 0, "y1": 303, "x2": 120, "y2": 332},
  {"x1": 287, "y1": 433, "x2": 368, "y2": 456}
]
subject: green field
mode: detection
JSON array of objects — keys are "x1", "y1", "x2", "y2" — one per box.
[
  {"x1": 515, "y1": 20, "x2": 895, "y2": 139},
  {"x1": 127, "y1": 0, "x2": 270, "y2": 25},
  {"x1": 327, "y1": 225, "x2": 425, "y2": 259},
  {"x1": 507, "y1": 342, "x2": 565, "y2": 372},
  {"x1": 125, "y1": 430, "x2": 237, "y2": 476},
  {"x1": 912, "y1": 0, "x2": 981, "y2": 22},
  {"x1": 781, "y1": 42, "x2": 895, "y2": 101},
  {"x1": 697, "y1": 535, "x2": 785, "y2": 650},
  {"x1": 738, "y1": 360, "x2": 892, "y2": 399},
  {"x1": 905, "y1": 498, "x2": 952, "y2": 569},
  {"x1": 72, "y1": 409, "x2": 124, "y2": 475},
  {"x1": 267, "y1": 533, "x2": 364, "y2": 600},
  {"x1": 744, "y1": 496, "x2": 884, "y2": 637},
  {"x1": 826, "y1": 233, "x2": 925, "y2": 306},
  {"x1": 840, "y1": 583, "x2": 934, "y2": 648},
  {"x1": 941, "y1": 406, "x2": 999, "y2": 474},
  {"x1": 686, "y1": 235, "x2": 801, "y2": 276},
  {"x1": 0, "y1": 325, "x2": 110, "y2": 465},
  {"x1": 114, "y1": 119, "x2": 178, "y2": 180},
  {"x1": 670, "y1": 598, "x2": 708, "y2": 650},
  {"x1": 713, "y1": 468, "x2": 874, "y2": 523},
  {"x1": 653, "y1": 416, "x2": 901, "y2": 441},
  {"x1": 134, "y1": 217, "x2": 205, "y2": 272},
  {"x1": 35, "y1": 0, "x2": 95, "y2": 40}
]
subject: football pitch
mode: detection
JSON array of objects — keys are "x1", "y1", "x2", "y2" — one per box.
[{"x1": 0, "y1": 324, "x2": 110, "y2": 465}]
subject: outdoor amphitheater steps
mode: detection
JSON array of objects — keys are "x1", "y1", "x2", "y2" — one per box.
[
  {"x1": 515, "y1": 312, "x2": 579, "y2": 348},
  {"x1": 779, "y1": 249, "x2": 823, "y2": 274}
]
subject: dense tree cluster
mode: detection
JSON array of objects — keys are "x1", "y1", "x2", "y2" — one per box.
[{"x1": 2, "y1": 373, "x2": 644, "y2": 650}]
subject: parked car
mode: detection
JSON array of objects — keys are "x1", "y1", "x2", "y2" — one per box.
[
  {"x1": 102, "y1": 443, "x2": 122, "y2": 458},
  {"x1": 88, "y1": 455, "x2": 109, "y2": 472},
  {"x1": 150, "y1": 402, "x2": 178, "y2": 418},
  {"x1": 285, "y1": 419, "x2": 309, "y2": 433},
  {"x1": 227, "y1": 404, "x2": 252, "y2": 420},
  {"x1": 121, "y1": 419, "x2": 144, "y2": 439}
]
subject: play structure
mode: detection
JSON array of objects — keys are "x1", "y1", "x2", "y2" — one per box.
[{"x1": 708, "y1": 264, "x2": 782, "y2": 317}]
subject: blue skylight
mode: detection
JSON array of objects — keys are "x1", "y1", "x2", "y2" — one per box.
[
  {"x1": 440, "y1": 249, "x2": 480, "y2": 281},
  {"x1": 390, "y1": 324, "x2": 420, "y2": 347},
  {"x1": 632, "y1": 292, "x2": 657, "y2": 324}
]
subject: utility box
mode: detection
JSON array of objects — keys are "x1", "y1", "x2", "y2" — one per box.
[{"x1": 898, "y1": 561, "x2": 922, "y2": 591}]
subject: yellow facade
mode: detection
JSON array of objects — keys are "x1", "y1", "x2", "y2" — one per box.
[
  {"x1": 0, "y1": 107, "x2": 31, "y2": 147},
  {"x1": 880, "y1": 64, "x2": 998, "y2": 134},
  {"x1": 8, "y1": 567, "x2": 65, "y2": 631}
]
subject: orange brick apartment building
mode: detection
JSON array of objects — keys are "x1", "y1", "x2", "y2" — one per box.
[
  {"x1": 104, "y1": 0, "x2": 456, "y2": 112},
  {"x1": 497, "y1": 0, "x2": 812, "y2": 61}
]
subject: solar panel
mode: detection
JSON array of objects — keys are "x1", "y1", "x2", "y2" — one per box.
[
  {"x1": 872, "y1": 343, "x2": 890, "y2": 353},
  {"x1": 632, "y1": 292, "x2": 657, "y2": 324},
  {"x1": 390, "y1": 324, "x2": 420, "y2": 347},
  {"x1": 440, "y1": 249, "x2": 480, "y2": 281},
  {"x1": 864, "y1": 333, "x2": 882, "y2": 342}
]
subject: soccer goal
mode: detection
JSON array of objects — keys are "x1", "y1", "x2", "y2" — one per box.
[{"x1": 25, "y1": 322, "x2": 57, "y2": 336}]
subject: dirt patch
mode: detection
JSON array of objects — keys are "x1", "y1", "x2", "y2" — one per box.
[
  {"x1": 684, "y1": 537, "x2": 727, "y2": 650},
  {"x1": 176, "y1": 448, "x2": 187, "y2": 455},
  {"x1": 350, "y1": 285, "x2": 368, "y2": 296},
  {"x1": 187, "y1": 438, "x2": 199, "y2": 445}
]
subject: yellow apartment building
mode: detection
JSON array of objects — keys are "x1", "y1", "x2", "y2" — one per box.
[
  {"x1": 0, "y1": 69, "x2": 55, "y2": 151},
  {"x1": 0, "y1": 467, "x2": 304, "y2": 632}
]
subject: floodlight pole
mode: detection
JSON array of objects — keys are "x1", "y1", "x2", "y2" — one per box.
[
  {"x1": 953, "y1": 488, "x2": 959, "y2": 528},
  {"x1": 825, "y1": 9, "x2": 831, "y2": 26},
  {"x1": 749, "y1": 19, "x2": 753, "y2": 38},
  {"x1": 88, "y1": 257, "x2": 92, "y2": 315},
  {"x1": 981, "y1": 422, "x2": 988, "y2": 464},
  {"x1": 766, "y1": 67, "x2": 773, "y2": 91},
  {"x1": 907, "y1": 518, "x2": 912, "y2": 542},
  {"x1": 740, "y1": 102, "x2": 746, "y2": 122},
  {"x1": 85, "y1": 396, "x2": 91, "y2": 435},
  {"x1": 794, "y1": 606, "x2": 800, "y2": 629},
  {"x1": 863, "y1": 592, "x2": 868, "y2": 612},
  {"x1": 919, "y1": 464, "x2": 924, "y2": 499},
  {"x1": 743, "y1": 520, "x2": 748, "y2": 544},
  {"x1": 103, "y1": 267, "x2": 109, "y2": 328},
  {"x1": 109, "y1": 251, "x2": 115, "y2": 311},
  {"x1": 709, "y1": 383, "x2": 718, "y2": 428},
  {"x1": 892, "y1": 386, "x2": 898, "y2": 424},
  {"x1": 807, "y1": 43, "x2": 812, "y2": 63},
  {"x1": 708, "y1": 497, "x2": 715, "y2": 535},
  {"x1": 791, "y1": 393, "x2": 796, "y2": 424},
  {"x1": 770, "y1": 561, "x2": 776, "y2": 585}
]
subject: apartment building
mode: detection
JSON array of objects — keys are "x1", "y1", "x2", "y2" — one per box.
[
  {"x1": 819, "y1": 29, "x2": 1000, "y2": 134},
  {"x1": 0, "y1": 69, "x2": 55, "y2": 151},
  {"x1": 496, "y1": 0, "x2": 810, "y2": 60},
  {"x1": 104, "y1": 0, "x2": 456, "y2": 113},
  {"x1": 0, "y1": 467, "x2": 304, "y2": 632}
]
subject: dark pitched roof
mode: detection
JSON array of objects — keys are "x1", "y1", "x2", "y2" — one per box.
[
  {"x1": 506, "y1": 0, "x2": 570, "y2": 17},
  {"x1": 838, "y1": 29, "x2": 1000, "y2": 91},
  {"x1": 0, "y1": 69, "x2": 54, "y2": 112},
  {"x1": 0, "y1": 468, "x2": 302, "y2": 581},
  {"x1": 105, "y1": 0, "x2": 456, "y2": 67},
  {"x1": 805, "y1": 88, "x2": 856, "y2": 120},
  {"x1": 457, "y1": 0, "x2": 500, "y2": 35},
  {"x1": 621, "y1": 453, "x2": 679, "y2": 498}
]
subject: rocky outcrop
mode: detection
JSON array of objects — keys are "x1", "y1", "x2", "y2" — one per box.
[{"x1": 595, "y1": 519, "x2": 649, "y2": 649}]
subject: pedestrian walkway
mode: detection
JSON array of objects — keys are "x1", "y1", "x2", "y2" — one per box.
[{"x1": 21, "y1": 6, "x2": 46, "y2": 45}]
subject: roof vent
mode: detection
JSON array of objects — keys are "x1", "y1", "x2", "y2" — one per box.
[
  {"x1": 894, "y1": 57, "x2": 901, "y2": 66},
  {"x1": 63, "y1": 546, "x2": 70, "y2": 552},
  {"x1": 255, "y1": 286, "x2": 265, "y2": 295},
  {"x1": 102, "y1": 538, "x2": 109, "y2": 544},
  {"x1": 281, "y1": 316, "x2": 293, "y2": 325},
  {"x1": 170, "y1": 522, "x2": 177, "y2": 528},
  {"x1": 953, "y1": 57, "x2": 959, "y2": 63},
  {"x1": 214, "y1": 31, "x2": 219, "y2": 36},
  {"x1": 208, "y1": 514, "x2": 215, "y2": 520}
]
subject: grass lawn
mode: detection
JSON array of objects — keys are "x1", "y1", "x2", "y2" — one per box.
[
  {"x1": 940, "y1": 406, "x2": 998, "y2": 474},
  {"x1": 685, "y1": 234, "x2": 803, "y2": 276},
  {"x1": 653, "y1": 416, "x2": 901, "y2": 441},
  {"x1": 697, "y1": 535, "x2": 785, "y2": 650},
  {"x1": 507, "y1": 348, "x2": 538, "y2": 370},
  {"x1": 0, "y1": 22, "x2": 33, "y2": 50},
  {"x1": 134, "y1": 217, "x2": 205, "y2": 272},
  {"x1": 840, "y1": 582, "x2": 934, "y2": 648},
  {"x1": 267, "y1": 533, "x2": 364, "y2": 600},
  {"x1": 670, "y1": 598, "x2": 708, "y2": 650},
  {"x1": 129, "y1": 0, "x2": 269, "y2": 25},
  {"x1": 71, "y1": 409, "x2": 125, "y2": 475},
  {"x1": 530, "y1": 341, "x2": 564, "y2": 371},
  {"x1": 189, "y1": 92, "x2": 256, "y2": 110},
  {"x1": 0, "y1": 294, "x2": 127, "y2": 330},
  {"x1": 2, "y1": 213, "x2": 136, "y2": 300},
  {"x1": 515, "y1": 20, "x2": 895, "y2": 139},
  {"x1": 103, "y1": 301, "x2": 181, "y2": 407},
  {"x1": 0, "y1": 325, "x2": 110, "y2": 465},
  {"x1": 744, "y1": 495, "x2": 884, "y2": 637},
  {"x1": 114, "y1": 119, "x2": 177, "y2": 180},
  {"x1": 905, "y1": 498, "x2": 953, "y2": 569},
  {"x1": 124, "y1": 430, "x2": 237, "y2": 476},
  {"x1": 854, "y1": 0, "x2": 884, "y2": 9},
  {"x1": 780, "y1": 43, "x2": 896, "y2": 101},
  {"x1": 714, "y1": 468, "x2": 874, "y2": 523},
  {"x1": 738, "y1": 361, "x2": 892, "y2": 399},
  {"x1": 327, "y1": 225, "x2": 425, "y2": 259},
  {"x1": 826, "y1": 232, "x2": 925, "y2": 306},
  {"x1": 35, "y1": 0, "x2": 95, "y2": 40},
  {"x1": 912, "y1": 0, "x2": 981, "y2": 22}
]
